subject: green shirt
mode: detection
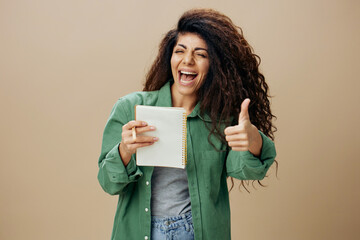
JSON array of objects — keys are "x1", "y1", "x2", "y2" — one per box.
[{"x1": 98, "y1": 82, "x2": 276, "y2": 240}]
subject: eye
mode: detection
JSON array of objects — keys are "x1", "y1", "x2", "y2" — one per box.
[
  {"x1": 174, "y1": 49, "x2": 184, "y2": 54},
  {"x1": 197, "y1": 53, "x2": 207, "y2": 58}
]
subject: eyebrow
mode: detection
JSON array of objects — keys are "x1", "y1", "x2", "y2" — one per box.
[{"x1": 177, "y1": 44, "x2": 208, "y2": 52}]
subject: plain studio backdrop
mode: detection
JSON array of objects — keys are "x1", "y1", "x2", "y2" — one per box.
[{"x1": 1, "y1": 0, "x2": 359, "y2": 239}]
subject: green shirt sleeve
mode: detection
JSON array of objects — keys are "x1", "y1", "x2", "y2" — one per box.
[
  {"x1": 97, "y1": 99, "x2": 143, "y2": 195},
  {"x1": 226, "y1": 131, "x2": 276, "y2": 180}
]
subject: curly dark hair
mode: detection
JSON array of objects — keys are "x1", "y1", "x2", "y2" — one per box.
[{"x1": 144, "y1": 8, "x2": 277, "y2": 191}]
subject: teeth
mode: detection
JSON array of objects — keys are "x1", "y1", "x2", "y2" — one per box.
[{"x1": 180, "y1": 71, "x2": 197, "y2": 75}]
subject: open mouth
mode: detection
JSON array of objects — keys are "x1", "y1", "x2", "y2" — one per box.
[{"x1": 178, "y1": 71, "x2": 198, "y2": 85}]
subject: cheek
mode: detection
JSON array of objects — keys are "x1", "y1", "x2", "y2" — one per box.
[
  {"x1": 170, "y1": 57, "x2": 175, "y2": 70},
  {"x1": 198, "y1": 64, "x2": 210, "y2": 86},
  {"x1": 170, "y1": 57, "x2": 180, "y2": 79},
  {"x1": 170, "y1": 55, "x2": 180, "y2": 69},
  {"x1": 200, "y1": 59, "x2": 210, "y2": 74},
  {"x1": 201, "y1": 64, "x2": 210, "y2": 78}
]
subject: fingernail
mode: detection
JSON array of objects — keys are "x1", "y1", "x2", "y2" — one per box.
[
  {"x1": 142, "y1": 122, "x2": 147, "y2": 126},
  {"x1": 153, "y1": 137, "x2": 159, "y2": 141},
  {"x1": 150, "y1": 126, "x2": 155, "y2": 130}
]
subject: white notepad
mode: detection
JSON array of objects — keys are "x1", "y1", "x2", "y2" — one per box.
[{"x1": 135, "y1": 105, "x2": 187, "y2": 169}]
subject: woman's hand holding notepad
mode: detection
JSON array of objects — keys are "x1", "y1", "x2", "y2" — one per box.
[{"x1": 118, "y1": 120, "x2": 158, "y2": 167}]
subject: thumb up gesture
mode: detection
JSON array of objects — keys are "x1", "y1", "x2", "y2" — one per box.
[{"x1": 224, "y1": 99, "x2": 262, "y2": 157}]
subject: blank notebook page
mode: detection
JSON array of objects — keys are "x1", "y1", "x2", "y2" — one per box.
[{"x1": 135, "y1": 105, "x2": 187, "y2": 169}]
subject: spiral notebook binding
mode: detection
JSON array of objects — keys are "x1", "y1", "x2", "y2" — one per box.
[{"x1": 182, "y1": 111, "x2": 187, "y2": 167}]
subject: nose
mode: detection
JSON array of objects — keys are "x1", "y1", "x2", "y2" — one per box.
[{"x1": 182, "y1": 52, "x2": 194, "y2": 65}]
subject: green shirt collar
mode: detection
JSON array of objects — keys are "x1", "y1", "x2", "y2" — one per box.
[
  {"x1": 188, "y1": 102, "x2": 212, "y2": 122},
  {"x1": 156, "y1": 81, "x2": 212, "y2": 122},
  {"x1": 155, "y1": 81, "x2": 172, "y2": 107}
]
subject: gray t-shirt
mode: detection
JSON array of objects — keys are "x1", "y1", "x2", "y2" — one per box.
[{"x1": 151, "y1": 167, "x2": 191, "y2": 217}]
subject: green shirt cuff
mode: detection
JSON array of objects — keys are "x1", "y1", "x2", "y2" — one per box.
[{"x1": 105, "y1": 143, "x2": 143, "y2": 183}]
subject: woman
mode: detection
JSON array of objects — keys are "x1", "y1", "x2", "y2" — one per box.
[{"x1": 98, "y1": 8, "x2": 276, "y2": 240}]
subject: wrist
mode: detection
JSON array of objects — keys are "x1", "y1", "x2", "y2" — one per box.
[
  {"x1": 119, "y1": 143, "x2": 132, "y2": 166},
  {"x1": 248, "y1": 125, "x2": 262, "y2": 157}
]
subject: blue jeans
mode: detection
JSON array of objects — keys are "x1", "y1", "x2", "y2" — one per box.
[{"x1": 151, "y1": 211, "x2": 194, "y2": 240}]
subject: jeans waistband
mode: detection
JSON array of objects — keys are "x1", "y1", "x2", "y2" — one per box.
[{"x1": 151, "y1": 211, "x2": 192, "y2": 230}]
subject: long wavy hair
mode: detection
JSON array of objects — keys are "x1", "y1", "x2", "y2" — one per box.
[{"x1": 144, "y1": 8, "x2": 277, "y2": 191}]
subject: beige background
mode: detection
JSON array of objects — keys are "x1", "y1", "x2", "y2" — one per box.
[{"x1": 1, "y1": 0, "x2": 359, "y2": 239}]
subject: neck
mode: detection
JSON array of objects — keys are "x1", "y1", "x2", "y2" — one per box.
[{"x1": 171, "y1": 86, "x2": 197, "y2": 115}]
